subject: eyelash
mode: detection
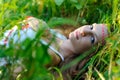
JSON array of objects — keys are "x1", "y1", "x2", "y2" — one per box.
[
  {"x1": 89, "y1": 25, "x2": 94, "y2": 44},
  {"x1": 89, "y1": 25, "x2": 93, "y2": 30},
  {"x1": 91, "y1": 36, "x2": 95, "y2": 44}
]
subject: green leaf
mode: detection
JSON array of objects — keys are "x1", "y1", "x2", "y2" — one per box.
[
  {"x1": 48, "y1": 17, "x2": 76, "y2": 27},
  {"x1": 74, "y1": 3, "x2": 82, "y2": 9},
  {"x1": 54, "y1": 0, "x2": 64, "y2": 6},
  {"x1": 116, "y1": 59, "x2": 120, "y2": 65},
  {"x1": 70, "y1": 0, "x2": 78, "y2": 3},
  {"x1": 94, "y1": 68, "x2": 105, "y2": 80}
]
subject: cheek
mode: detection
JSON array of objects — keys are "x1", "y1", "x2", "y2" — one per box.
[{"x1": 80, "y1": 37, "x2": 92, "y2": 49}]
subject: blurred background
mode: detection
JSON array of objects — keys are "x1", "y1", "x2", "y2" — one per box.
[{"x1": 0, "y1": 0, "x2": 120, "y2": 80}]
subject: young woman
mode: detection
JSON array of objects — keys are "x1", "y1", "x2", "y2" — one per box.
[{"x1": 0, "y1": 17, "x2": 108, "y2": 79}]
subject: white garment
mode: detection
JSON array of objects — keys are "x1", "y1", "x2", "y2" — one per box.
[
  {"x1": 0, "y1": 25, "x2": 36, "y2": 47},
  {"x1": 0, "y1": 27, "x2": 66, "y2": 61},
  {"x1": 0, "y1": 18, "x2": 66, "y2": 62}
]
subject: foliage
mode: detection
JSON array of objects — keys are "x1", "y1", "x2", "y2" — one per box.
[{"x1": 0, "y1": 0, "x2": 120, "y2": 80}]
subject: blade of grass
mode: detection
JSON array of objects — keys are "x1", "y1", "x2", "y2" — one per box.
[{"x1": 94, "y1": 68, "x2": 105, "y2": 80}]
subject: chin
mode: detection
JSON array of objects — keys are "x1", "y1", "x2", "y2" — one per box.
[{"x1": 69, "y1": 34, "x2": 72, "y2": 39}]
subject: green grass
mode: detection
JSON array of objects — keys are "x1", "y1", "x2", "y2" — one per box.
[{"x1": 0, "y1": 0, "x2": 120, "y2": 80}]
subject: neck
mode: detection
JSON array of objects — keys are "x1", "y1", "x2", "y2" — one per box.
[{"x1": 59, "y1": 39, "x2": 75, "y2": 59}]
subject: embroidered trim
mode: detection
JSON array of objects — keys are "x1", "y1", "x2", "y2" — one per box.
[
  {"x1": 4, "y1": 29, "x2": 14, "y2": 45},
  {"x1": 22, "y1": 23, "x2": 30, "y2": 30}
]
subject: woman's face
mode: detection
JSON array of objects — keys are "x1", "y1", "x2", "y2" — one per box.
[{"x1": 69, "y1": 23, "x2": 108, "y2": 54}]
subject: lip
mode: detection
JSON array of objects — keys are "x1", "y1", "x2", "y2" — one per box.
[{"x1": 69, "y1": 31, "x2": 80, "y2": 40}]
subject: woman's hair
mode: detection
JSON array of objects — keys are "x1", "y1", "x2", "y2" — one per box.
[
  {"x1": 57, "y1": 24, "x2": 110, "y2": 79},
  {"x1": 59, "y1": 33, "x2": 108, "y2": 79}
]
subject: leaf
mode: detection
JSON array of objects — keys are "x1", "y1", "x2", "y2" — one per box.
[
  {"x1": 74, "y1": 3, "x2": 82, "y2": 9},
  {"x1": 48, "y1": 17, "x2": 76, "y2": 27},
  {"x1": 70, "y1": 0, "x2": 78, "y2": 3},
  {"x1": 94, "y1": 68, "x2": 105, "y2": 80},
  {"x1": 54, "y1": 0, "x2": 64, "y2": 6},
  {"x1": 116, "y1": 59, "x2": 120, "y2": 65}
]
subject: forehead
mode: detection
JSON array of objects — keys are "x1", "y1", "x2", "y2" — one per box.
[{"x1": 93, "y1": 24, "x2": 108, "y2": 43}]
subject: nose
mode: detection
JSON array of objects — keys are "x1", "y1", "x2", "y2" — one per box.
[{"x1": 80, "y1": 28, "x2": 92, "y2": 37}]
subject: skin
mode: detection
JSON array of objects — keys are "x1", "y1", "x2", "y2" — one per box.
[
  {"x1": 18, "y1": 19, "x2": 109, "y2": 79},
  {"x1": 24, "y1": 17, "x2": 108, "y2": 57},
  {"x1": 0, "y1": 17, "x2": 109, "y2": 79},
  {"x1": 58, "y1": 23, "x2": 109, "y2": 80},
  {"x1": 59, "y1": 23, "x2": 108, "y2": 59}
]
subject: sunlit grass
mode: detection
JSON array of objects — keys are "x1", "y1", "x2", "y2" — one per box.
[{"x1": 0, "y1": 0, "x2": 120, "y2": 80}]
